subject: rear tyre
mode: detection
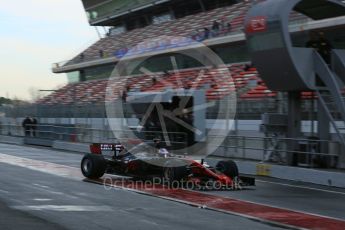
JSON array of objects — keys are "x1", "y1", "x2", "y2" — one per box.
[
  {"x1": 81, "y1": 154, "x2": 106, "y2": 179},
  {"x1": 216, "y1": 160, "x2": 239, "y2": 178}
]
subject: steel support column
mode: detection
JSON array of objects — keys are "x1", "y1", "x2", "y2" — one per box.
[{"x1": 287, "y1": 91, "x2": 301, "y2": 165}]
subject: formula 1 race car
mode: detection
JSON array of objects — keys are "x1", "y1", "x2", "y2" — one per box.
[{"x1": 81, "y1": 142, "x2": 255, "y2": 189}]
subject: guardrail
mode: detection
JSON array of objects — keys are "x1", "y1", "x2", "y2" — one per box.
[
  {"x1": 0, "y1": 100, "x2": 295, "y2": 119},
  {"x1": 209, "y1": 135, "x2": 340, "y2": 168},
  {"x1": 0, "y1": 124, "x2": 188, "y2": 152}
]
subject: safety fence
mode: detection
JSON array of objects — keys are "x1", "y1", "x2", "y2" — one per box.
[
  {"x1": 209, "y1": 135, "x2": 340, "y2": 168},
  {"x1": 0, "y1": 99, "x2": 317, "y2": 119},
  {"x1": 0, "y1": 123, "x2": 341, "y2": 169},
  {"x1": 0, "y1": 124, "x2": 188, "y2": 152}
]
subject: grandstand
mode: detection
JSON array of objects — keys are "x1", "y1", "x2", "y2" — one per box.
[
  {"x1": 48, "y1": 0, "x2": 313, "y2": 105},
  {"x1": 57, "y1": 1, "x2": 308, "y2": 66},
  {"x1": 41, "y1": 64, "x2": 258, "y2": 104},
  {"x1": 45, "y1": 0, "x2": 345, "y2": 115}
]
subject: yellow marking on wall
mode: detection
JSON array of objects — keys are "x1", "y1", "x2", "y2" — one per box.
[{"x1": 256, "y1": 164, "x2": 271, "y2": 176}]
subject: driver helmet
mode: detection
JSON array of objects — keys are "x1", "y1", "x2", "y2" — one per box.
[{"x1": 158, "y1": 148, "x2": 169, "y2": 157}]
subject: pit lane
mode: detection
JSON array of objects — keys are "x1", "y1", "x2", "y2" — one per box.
[{"x1": 0, "y1": 143, "x2": 345, "y2": 230}]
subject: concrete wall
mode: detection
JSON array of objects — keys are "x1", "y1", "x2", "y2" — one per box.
[
  {"x1": 0, "y1": 135, "x2": 24, "y2": 145},
  {"x1": 235, "y1": 161, "x2": 345, "y2": 188},
  {"x1": 53, "y1": 141, "x2": 90, "y2": 153}
]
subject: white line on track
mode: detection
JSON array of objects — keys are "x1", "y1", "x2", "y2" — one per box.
[
  {"x1": 257, "y1": 179, "x2": 345, "y2": 196},
  {"x1": 11, "y1": 205, "x2": 113, "y2": 212},
  {"x1": 139, "y1": 219, "x2": 160, "y2": 226},
  {"x1": 33, "y1": 198, "x2": 53, "y2": 202},
  {"x1": 33, "y1": 183, "x2": 51, "y2": 189},
  {"x1": 0, "y1": 152, "x2": 81, "y2": 179},
  {"x1": 28, "y1": 183, "x2": 80, "y2": 199}
]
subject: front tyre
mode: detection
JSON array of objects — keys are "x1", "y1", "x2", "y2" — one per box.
[
  {"x1": 81, "y1": 154, "x2": 106, "y2": 179},
  {"x1": 216, "y1": 160, "x2": 239, "y2": 178}
]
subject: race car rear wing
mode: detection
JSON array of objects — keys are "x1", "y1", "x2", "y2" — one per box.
[{"x1": 90, "y1": 143, "x2": 124, "y2": 156}]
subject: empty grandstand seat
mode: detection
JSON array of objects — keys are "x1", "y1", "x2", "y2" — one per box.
[
  {"x1": 40, "y1": 63, "x2": 263, "y2": 105},
  {"x1": 67, "y1": 1, "x2": 258, "y2": 65}
]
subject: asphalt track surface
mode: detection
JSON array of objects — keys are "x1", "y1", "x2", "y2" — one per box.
[{"x1": 0, "y1": 143, "x2": 345, "y2": 230}]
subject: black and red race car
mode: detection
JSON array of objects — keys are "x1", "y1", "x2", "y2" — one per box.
[{"x1": 81, "y1": 142, "x2": 255, "y2": 189}]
